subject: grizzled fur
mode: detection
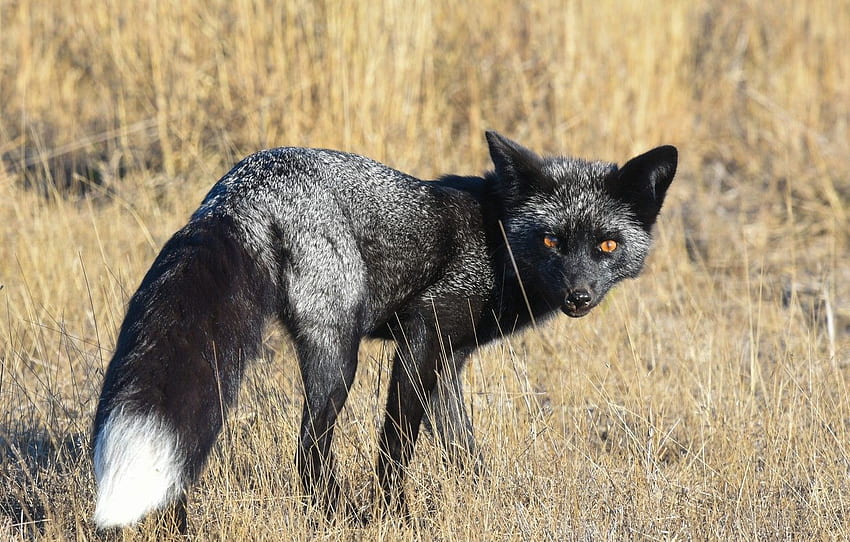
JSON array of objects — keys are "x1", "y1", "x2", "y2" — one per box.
[{"x1": 92, "y1": 131, "x2": 677, "y2": 532}]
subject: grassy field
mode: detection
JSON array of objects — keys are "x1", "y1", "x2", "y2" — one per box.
[{"x1": 1, "y1": 0, "x2": 849, "y2": 539}]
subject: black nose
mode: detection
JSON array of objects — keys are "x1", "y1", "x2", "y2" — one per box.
[{"x1": 567, "y1": 289, "x2": 592, "y2": 309}]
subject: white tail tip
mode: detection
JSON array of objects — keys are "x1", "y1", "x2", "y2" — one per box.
[{"x1": 93, "y1": 412, "x2": 184, "y2": 529}]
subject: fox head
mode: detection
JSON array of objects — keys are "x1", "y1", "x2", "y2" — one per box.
[{"x1": 486, "y1": 131, "x2": 677, "y2": 318}]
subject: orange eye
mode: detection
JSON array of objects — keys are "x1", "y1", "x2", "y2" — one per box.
[
  {"x1": 599, "y1": 240, "x2": 618, "y2": 253},
  {"x1": 543, "y1": 234, "x2": 559, "y2": 249}
]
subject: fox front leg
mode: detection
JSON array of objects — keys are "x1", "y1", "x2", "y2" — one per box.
[
  {"x1": 376, "y1": 317, "x2": 441, "y2": 517},
  {"x1": 422, "y1": 349, "x2": 483, "y2": 475}
]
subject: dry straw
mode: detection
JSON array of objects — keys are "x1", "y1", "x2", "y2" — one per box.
[{"x1": 1, "y1": 0, "x2": 848, "y2": 539}]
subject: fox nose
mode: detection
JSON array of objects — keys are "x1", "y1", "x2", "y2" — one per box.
[{"x1": 566, "y1": 289, "x2": 592, "y2": 309}]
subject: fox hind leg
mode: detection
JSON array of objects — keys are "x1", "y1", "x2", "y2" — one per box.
[
  {"x1": 293, "y1": 321, "x2": 362, "y2": 521},
  {"x1": 278, "y1": 220, "x2": 370, "y2": 520}
]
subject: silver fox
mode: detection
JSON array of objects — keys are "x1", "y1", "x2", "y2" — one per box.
[{"x1": 92, "y1": 131, "x2": 677, "y2": 531}]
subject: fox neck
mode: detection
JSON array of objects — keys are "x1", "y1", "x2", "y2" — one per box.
[
  {"x1": 479, "y1": 245, "x2": 561, "y2": 340},
  {"x1": 463, "y1": 182, "x2": 558, "y2": 338}
]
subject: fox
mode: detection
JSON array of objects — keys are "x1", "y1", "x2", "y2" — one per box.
[{"x1": 91, "y1": 131, "x2": 677, "y2": 532}]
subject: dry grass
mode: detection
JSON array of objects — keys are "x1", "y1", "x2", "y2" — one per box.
[{"x1": 1, "y1": 0, "x2": 849, "y2": 539}]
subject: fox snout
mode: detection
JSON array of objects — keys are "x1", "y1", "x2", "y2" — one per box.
[{"x1": 561, "y1": 288, "x2": 596, "y2": 318}]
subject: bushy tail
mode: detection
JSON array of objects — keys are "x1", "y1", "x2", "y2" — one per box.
[
  {"x1": 91, "y1": 215, "x2": 276, "y2": 529},
  {"x1": 92, "y1": 413, "x2": 184, "y2": 528}
]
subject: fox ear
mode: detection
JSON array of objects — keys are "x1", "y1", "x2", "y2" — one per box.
[
  {"x1": 486, "y1": 131, "x2": 551, "y2": 199},
  {"x1": 607, "y1": 145, "x2": 678, "y2": 229}
]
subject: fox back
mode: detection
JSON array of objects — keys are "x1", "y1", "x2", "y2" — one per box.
[{"x1": 91, "y1": 131, "x2": 677, "y2": 532}]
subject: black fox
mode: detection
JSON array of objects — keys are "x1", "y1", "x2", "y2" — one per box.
[{"x1": 92, "y1": 131, "x2": 677, "y2": 530}]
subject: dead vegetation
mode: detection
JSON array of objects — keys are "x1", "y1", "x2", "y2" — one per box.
[{"x1": 1, "y1": 0, "x2": 848, "y2": 539}]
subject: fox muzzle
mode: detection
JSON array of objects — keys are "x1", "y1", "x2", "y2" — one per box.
[{"x1": 561, "y1": 288, "x2": 594, "y2": 318}]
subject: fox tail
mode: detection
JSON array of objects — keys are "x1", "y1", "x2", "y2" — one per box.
[{"x1": 91, "y1": 215, "x2": 276, "y2": 529}]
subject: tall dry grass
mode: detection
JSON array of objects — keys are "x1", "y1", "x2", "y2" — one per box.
[{"x1": 1, "y1": 0, "x2": 849, "y2": 539}]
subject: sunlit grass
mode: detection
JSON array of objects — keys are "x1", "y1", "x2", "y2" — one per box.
[{"x1": 1, "y1": 0, "x2": 848, "y2": 539}]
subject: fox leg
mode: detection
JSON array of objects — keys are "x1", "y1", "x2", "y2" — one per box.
[
  {"x1": 423, "y1": 352, "x2": 483, "y2": 475},
  {"x1": 279, "y1": 224, "x2": 369, "y2": 520},
  {"x1": 376, "y1": 316, "x2": 440, "y2": 516},
  {"x1": 294, "y1": 328, "x2": 360, "y2": 520},
  {"x1": 155, "y1": 493, "x2": 188, "y2": 535}
]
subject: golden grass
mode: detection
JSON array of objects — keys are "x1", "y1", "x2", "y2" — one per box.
[{"x1": 1, "y1": 0, "x2": 849, "y2": 539}]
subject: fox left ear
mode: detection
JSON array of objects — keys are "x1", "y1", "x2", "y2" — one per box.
[{"x1": 607, "y1": 145, "x2": 678, "y2": 229}]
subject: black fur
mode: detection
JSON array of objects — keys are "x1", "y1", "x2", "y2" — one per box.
[
  {"x1": 92, "y1": 132, "x2": 677, "y2": 531},
  {"x1": 93, "y1": 214, "x2": 277, "y2": 483}
]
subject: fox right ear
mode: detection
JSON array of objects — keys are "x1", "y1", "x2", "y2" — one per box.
[{"x1": 485, "y1": 131, "x2": 549, "y2": 198}]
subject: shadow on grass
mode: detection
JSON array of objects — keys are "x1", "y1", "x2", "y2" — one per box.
[{"x1": 0, "y1": 423, "x2": 90, "y2": 539}]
